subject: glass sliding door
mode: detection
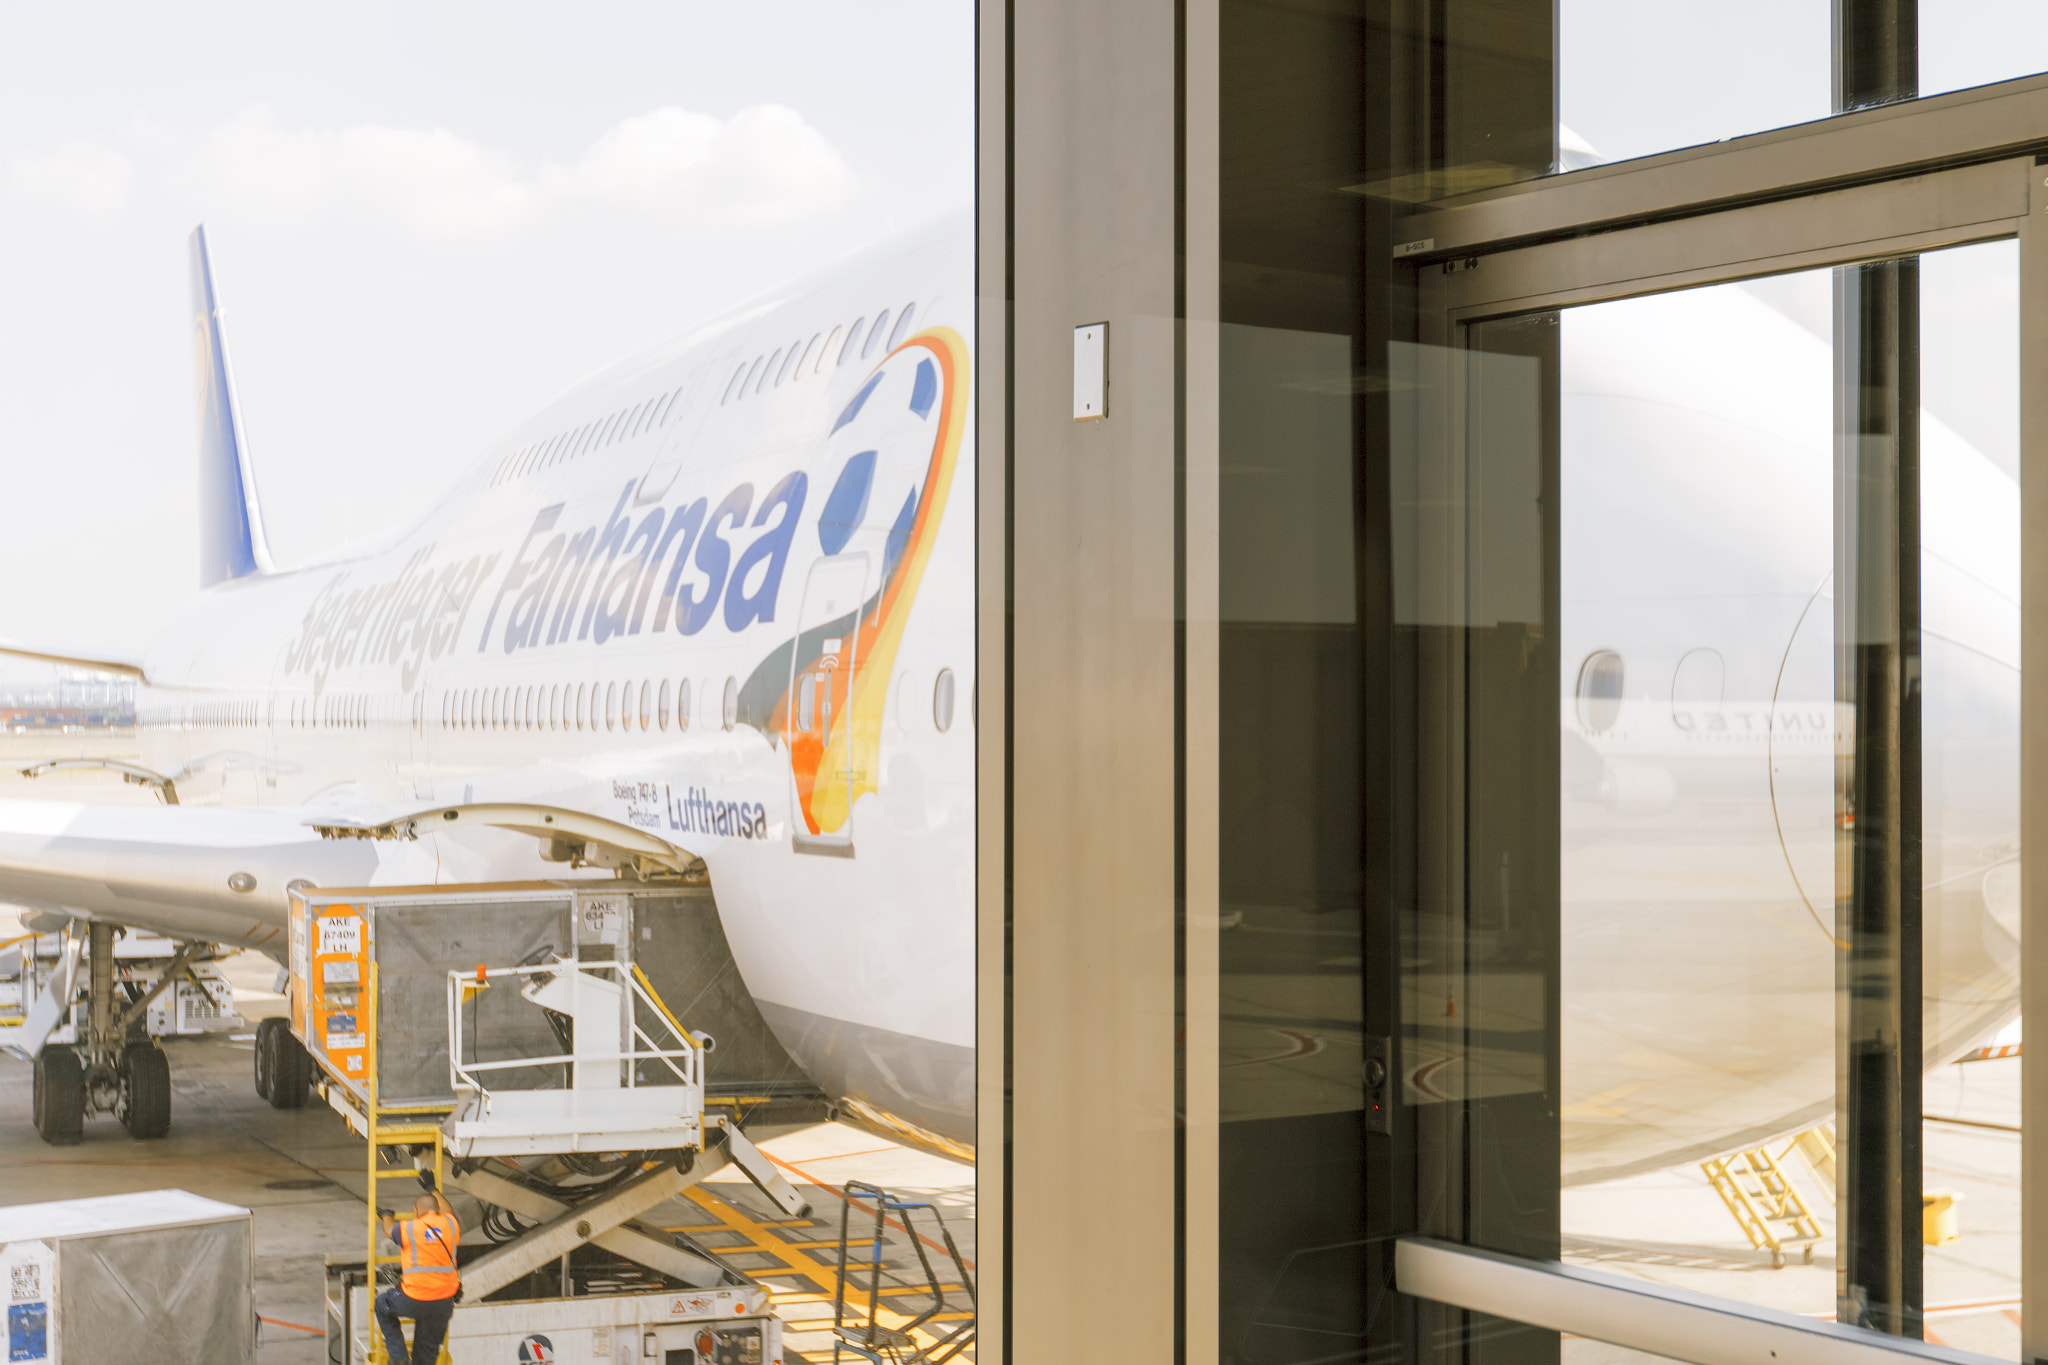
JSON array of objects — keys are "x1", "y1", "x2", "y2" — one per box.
[
  {"x1": 1393, "y1": 224, "x2": 2024, "y2": 1363},
  {"x1": 1553, "y1": 270, "x2": 1840, "y2": 1318}
]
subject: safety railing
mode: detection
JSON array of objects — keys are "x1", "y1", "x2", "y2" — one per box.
[{"x1": 443, "y1": 957, "x2": 706, "y2": 1102}]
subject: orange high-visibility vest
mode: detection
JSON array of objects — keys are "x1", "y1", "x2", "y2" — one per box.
[{"x1": 398, "y1": 1212, "x2": 461, "y2": 1300}]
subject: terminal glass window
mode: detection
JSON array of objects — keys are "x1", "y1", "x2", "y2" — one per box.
[
  {"x1": 1560, "y1": 0, "x2": 1830, "y2": 170},
  {"x1": 1403, "y1": 0, "x2": 2048, "y2": 197},
  {"x1": 1387, "y1": 232, "x2": 2022, "y2": 1359},
  {"x1": 1922, "y1": 1, "x2": 2048, "y2": 97}
]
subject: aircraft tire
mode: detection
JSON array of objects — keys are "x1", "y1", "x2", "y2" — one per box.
[
  {"x1": 254, "y1": 1017, "x2": 284, "y2": 1101},
  {"x1": 118, "y1": 1044, "x2": 172, "y2": 1140},
  {"x1": 34, "y1": 1046, "x2": 84, "y2": 1146},
  {"x1": 268, "y1": 1026, "x2": 310, "y2": 1110}
]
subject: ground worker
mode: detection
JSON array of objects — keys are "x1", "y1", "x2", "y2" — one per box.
[{"x1": 374, "y1": 1169, "x2": 461, "y2": 1365}]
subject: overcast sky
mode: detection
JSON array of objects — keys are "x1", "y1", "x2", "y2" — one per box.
[{"x1": 0, "y1": 1, "x2": 972, "y2": 657}]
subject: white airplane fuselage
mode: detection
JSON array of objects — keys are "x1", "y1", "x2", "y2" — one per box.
[{"x1": 88, "y1": 217, "x2": 978, "y2": 1156}]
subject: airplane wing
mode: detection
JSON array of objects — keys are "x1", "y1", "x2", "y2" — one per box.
[
  {"x1": 0, "y1": 637, "x2": 145, "y2": 680},
  {"x1": 0, "y1": 800, "x2": 377, "y2": 950},
  {"x1": 0, "y1": 797, "x2": 697, "y2": 950}
]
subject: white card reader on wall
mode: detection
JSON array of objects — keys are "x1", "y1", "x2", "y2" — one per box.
[{"x1": 1073, "y1": 322, "x2": 1108, "y2": 421}]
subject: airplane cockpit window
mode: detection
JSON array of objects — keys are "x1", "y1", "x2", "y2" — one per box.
[
  {"x1": 933, "y1": 668, "x2": 956, "y2": 733},
  {"x1": 887, "y1": 304, "x2": 917, "y2": 350},
  {"x1": 839, "y1": 319, "x2": 866, "y2": 364},
  {"x1": 863, "y1": 310, "x2": 891, "y2": 359},
  {"x1": 1574, "y1": 650, "x2": 1625, "y2": 733}
]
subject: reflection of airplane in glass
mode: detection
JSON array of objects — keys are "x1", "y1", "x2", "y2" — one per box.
[
  {"x1": 0, "y1": 213, "x2": 976, "y2": 1157},
  {"x1": 1557, "y1": 274, "x2": 2017, "y2": 1183}
]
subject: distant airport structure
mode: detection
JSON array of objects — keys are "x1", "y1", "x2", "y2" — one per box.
[{"x1": 0, "y1": 669, "x2": 134, "y2": 730}]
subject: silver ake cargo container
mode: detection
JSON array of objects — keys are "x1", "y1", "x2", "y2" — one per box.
[{"x1": 0, "y1": 1188, "x2": 253, "y2": 1364}]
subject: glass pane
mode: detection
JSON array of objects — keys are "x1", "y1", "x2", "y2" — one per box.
[
  {"x1": 1918, "y1": 239, "x2": 2021, "y2": 1358},
  {"x1": 1558, "y1": 272, "x2": 1836, "y2": 1314},
  {"x1": 1560, "y1": 0, "x2": 1831, "y2": 169},
  {"x1": 1217, "y1": 1, "x2": 1373, "y2": 1353},
  {"x1": 1922, "y1": 1, "x2": 2048, "y2": 99},
  {"x1": 1537, "y1": 243, "x2": 2020, "y2": 1345}
]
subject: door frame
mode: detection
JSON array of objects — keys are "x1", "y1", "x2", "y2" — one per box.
[{"x1": 1393, "y1": 91, "x2": 2048, "y2": 1363}]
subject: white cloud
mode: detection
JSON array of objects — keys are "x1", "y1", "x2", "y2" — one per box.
[
  {"x1": 562, "y1": 105, "x2": 855, "y2": 223},
  {"x1": 9, "y1": 139, "x2": 132, "y2": 211},
  {"x1": 199, "y1": 106, "x2": 534, "y2": 235},
  {"x1": 42, "y1": 103, "x2": 862, "y2": 239}
]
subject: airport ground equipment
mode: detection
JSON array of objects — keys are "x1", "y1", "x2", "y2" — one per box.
[
  {"x1": 831, "y1": 1181, "x2": 975, "y2": 1365},
  {"x1": 326, "y1": 1257, "x2": 781, "y2": 1365},
  {"x1": 0, "y1": 1188, "x2": 253, "y2": 1364},
  {"x1": 1, "y1": 921, "x2": 241, "y2": 1145},
  {"x1": 1699, "y1": 1139, "x2": 1826, "y2": 1269},
  {"x1": 277, "y1": 881, "x2": 823, "y2": 1363}
]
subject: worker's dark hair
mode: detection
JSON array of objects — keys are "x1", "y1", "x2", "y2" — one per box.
[{"x1": 413, "y1": 1193, "x2": 439, "y2": 1214}]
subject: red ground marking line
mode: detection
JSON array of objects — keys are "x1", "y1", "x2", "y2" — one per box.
[
  {"x1": 259, "y1": 1315, "x2": 324, "y2": 1335},
  {"x1": 760, "y1": 1150, "x2": 976, "y2": 1274},
  {"x1": 1798, "y1": 1297, "x2": 2021, "y2": 1320}
]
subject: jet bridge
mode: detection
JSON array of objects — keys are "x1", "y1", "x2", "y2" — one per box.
[{"x1": 267, "y1": 880, "x2": 826, "y2": 1365}]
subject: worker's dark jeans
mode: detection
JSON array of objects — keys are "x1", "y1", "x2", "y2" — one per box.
[{"x1": 375, "y1": 1285, "x2": 454, "y2": 1365}]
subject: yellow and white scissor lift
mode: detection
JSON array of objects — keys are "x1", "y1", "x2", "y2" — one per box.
[{"x1": 266, "y1": 881, "x2": 810, "y2": 1365}]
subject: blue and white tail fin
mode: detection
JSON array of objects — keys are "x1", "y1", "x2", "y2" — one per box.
[{"x1": 189, "y1": 225, "x2": 274, "y2": 588}]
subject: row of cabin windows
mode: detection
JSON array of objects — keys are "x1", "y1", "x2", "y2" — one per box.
[
  {"x1": 484, "y1": 297, "x2": 926, "y2": 490},
  {"x1": 442, "y1": 677, "x2": 736, "y2": 735},
  {"x1": 286, "y1": 694, "x2": 375, "y2": 729},
  {"x1": 190, "y1": 700, "x2": 261, "y2": 729},
  {"x1": 161, "y1": 666, "x2": 964, "y2": 736},
  {"x1": 721, "y1": 302, "x2": 921, "y2": 407},
  {"x1": 168, "y1": 695, "x2": 370, "y2": 729},
  {"x1": 488, "y1": 381, "x2": 688, "y2": 488}
]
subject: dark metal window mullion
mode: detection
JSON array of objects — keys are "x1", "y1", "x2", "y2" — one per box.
[{"x1": 1832, "y1": 0, "x2": 1924, "y2": 1338}]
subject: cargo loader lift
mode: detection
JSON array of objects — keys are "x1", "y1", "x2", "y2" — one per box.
[{"x1": 267, "y1": 881, "x2": 817, "y2": 1365}]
